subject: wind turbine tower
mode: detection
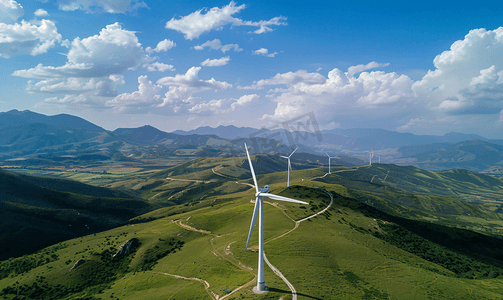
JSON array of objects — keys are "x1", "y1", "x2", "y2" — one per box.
[
  {"x1": 369, "y1": 149, "x2": 374, "y2": 165},
  {"x1": 280, "y1": 147, "x2": 298, "y2": 187},
  {"x1": 326, "y1": 153, "x2": 336, "y2": 174},
  {"x1": 244, "y1": 143, "x2": 308, "y2": 293}
]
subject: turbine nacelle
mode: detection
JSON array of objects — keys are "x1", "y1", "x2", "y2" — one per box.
[{"x1": 259, "y1": 185, "x2": 270, "y2": 193}]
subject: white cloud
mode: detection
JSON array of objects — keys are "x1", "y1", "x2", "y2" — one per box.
[
  {"x1": 12, "y1": 22, "x2": 147, "y2": 110},
  {"x1": 144, "y1": 61, "x2": 175, "y2": 72},
  {"x1": 43, "y1": 93, "x2": 113, "y2": 110},
  {"x1": 188, "y1": 99, "x2": 225, "y2": 114},
  {"x1": 34, "y1": 8, "x2": 49, "y2": 17},
  {"x1": 107, "y1": 75, "x2": 163, "y2": 112},
  {"x1": 260, "y1": 67, "x2": 414, "y2": 124},
  {"x1": 0, "y1": 19, "x2": 62, "y2": 58},
  {"x1": 27, "y1": 76, "x2": 121, "y2": 96},
  {"x1": 194, "y1": 38, "x2": 242, "y2": 53},
  {"x1": 230, "y1": 93, "x2": 259, "y2": 111},
  {"x1": 253, "y1": 47, "x2": 277, "y2": 57},
  {"x1": 347, "y1": 61, "x2": 390, "y2": 77},
  {"x1": 0, "y1": 0, "x2": 24, "y2": 23},
  {"x1": 56, "y1": 0, "x2": 148, "y2": 13},
  {"x1": 13, "y1": 22, "x2": 143, "y2": 77},
  {"x1": 187, "y1": 94, "x2": 259, "y2": 114},
  {"x1": 145, "y1": 38, "x2": 175, "y2": 54},
  {"x1": 412, "y1": 27, "x2": 503, "y2": 116},
  {"x1": 124, "y1": 66, "x2": 230, "y2": 114},
  {"x1": 240, "y1": 70, "x2": 326, "y2": 90},
  {"x1": 157, "y1": 66, "x2": 232, "y2": 90},
  {"x1": 165, "y1": 1, "x2": 286, "y2": 40},
  {"x1": 201, "y1": 56, "x2": 230, "y2": 67}
]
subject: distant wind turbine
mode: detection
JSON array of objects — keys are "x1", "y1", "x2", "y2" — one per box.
[
  {"x1": 280, "y1": 147, "x2": 298, "y2": 187},
  {"x1": 326, "y1": 153, "x2": 336, "y2": 174},
  {"x1": 244, "y1": 143, "x2": 308, "y2": 293},
  {"x1": 369, "y1": 149, "x2": 374, "y2": 165}
]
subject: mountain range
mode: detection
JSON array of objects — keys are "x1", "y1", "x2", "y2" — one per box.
[{"x1": 2, "y1": 109, "x2": 503, "y2": 173}]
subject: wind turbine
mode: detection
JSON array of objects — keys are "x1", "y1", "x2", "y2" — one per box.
[
  {"x1": 280, "y1": 147, "x2": 298, "y2": 187},
  {"x1": 326, "y1": 153, "x2": 336, "y2": 174},
  {"x1": 369, "y1": 149, "x2": 374, "y2": 165},
  {"x1": 244, "y1": 143, "x2": 308, "y2": 293}
]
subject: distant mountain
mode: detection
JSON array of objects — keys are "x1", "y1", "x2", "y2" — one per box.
[
  {"x1": 172, "y1": 125, "x2": 497, "y2": 152},
  {"x1": 396, "y1": 140, "x2": 503, "y2": 172},
  {"x1": 321, "y1": 129, "x2": 491, "y2": 150},
  {"x1": 0, "y1": 109, "x2": 106, "y2": 132},
  {"x1": 113, "y1": 125, "x2": 231, "y2": 147},
  {"x1": 172, "y1": 125, "x2": 258, "y2": 140}
]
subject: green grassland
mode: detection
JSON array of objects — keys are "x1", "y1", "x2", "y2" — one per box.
[
  {"x1": 3, "y1": 156, "x2": 503, "y2": 299},
  {"x1": 2, "y1": 178, "x2": 503, "y2": 299}
]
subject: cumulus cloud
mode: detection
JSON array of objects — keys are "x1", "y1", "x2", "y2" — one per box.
[
  {"x1": 0, "y1": 0, "x2": 24, "y2": 23},
  {"x1": 146, "y1": 66, "x2": 230, "y2": 114},
  {"x1": 27, "y1": 76, "x2": 121, "y2": 96},
  {"x1": 412, "y1": 27, "x2": 503, "y2": 116},
  {"x1": 107, "y1": 75, "x2": 162, "y2": 112},
  {"x1": 157, "y1": 66, "x2": 232, "y2": 90},
  {"x1": 201, "y1": 56, "x2": 230, "y2": 67},
  {"x1": 55, "y1": 0, "x2": 148, "y2": 13},
  {"x1": 12, "y1": 22, "x2": 148, "y2": 110},
  {"x1": 34, "y1": 8, "x2": 49, "y2": 16},
  {"x1": 240, "y1": 70, "x2": 326, "y2": 90},
  {"x1": 347, "y1": 61, "x2": 390, "y2": 77},
  {"x1": 0, "y1": 19, "x2": 62, "y2": 58},
  {"x1": 230, "y1": 93, "x2": 259, "y2": 111},
  {"x1": 188, "y1": 94, "x2": 259, "y2": 114},
  {"x1": 143, "y1": 61, "x2": 175, "y2": 72},
  {"x1": 145, "y1": 39, "x2": 175, "y2": 54},
  {"x1": 253, "y1": 47, "x2": 277, "y2": 57},
  {"x1": 13, "y1": 22, "x2": 143, "y2": 77},
  {"x1": 194, "y1": 38, "x2": 242, "y2": 53},
  {"x1": 105, "y1": 68, "x2": 243, "y2": 115},
  {"x1": 165, "y1": 1, "x2": 286, "y2": 40},
  {"x1": 260, "y1": 66, "x2": 414, "y2": 123}
]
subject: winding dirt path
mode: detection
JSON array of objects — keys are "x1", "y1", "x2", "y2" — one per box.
[
  {"x1": 310, "y1": 167, "x2": 358, "y2": 180},
  {"x1": 156, "y1": 272, "x2": 219, "y2": 299},
  {"x1": 262, "y1": 190, "x2": 334, "y2": 300},
  {"x1": 165, "y1": 177, "x2": 212, "y2": 184},
  {"x1": 160, "y1": 187, "x2": 333, "y2": 300}
]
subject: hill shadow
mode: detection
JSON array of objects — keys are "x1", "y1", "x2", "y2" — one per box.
[{"x1": 267, "y1": 287, "x2": 322, "y2": 300}]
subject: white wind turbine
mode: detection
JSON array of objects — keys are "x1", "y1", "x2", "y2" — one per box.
[
  {"x1": 280, "y1": 147, "x2": 298, "y2": 187},
  {"x1": 244, "y1": 143, "x2": 308, "y2": 293},
  {"x1": 369, "y1": 149, "x2": 374, "y2": 165},
  {"x1": 326, "y1": 153, "x2": 336, "y2": 174}
]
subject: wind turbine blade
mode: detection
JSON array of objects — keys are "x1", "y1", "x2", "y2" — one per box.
[
  {"x1": 288, "y1": 159, "x2": 291, "y2": 171},
  {"x1": 289, "y1": 147, "x2": 298, "y2": 157},
  {"x1": 261, "y1": 193, "x2": 309, "y2": 205},
  {"x1": 246, "y1": 197, "x2": 260, "y2": 249},
  {"x1": 244, "y1": 143, "x2": 259, "y2": 193},
  {"x1": 280, "y1": 155, "x2": 289, "y2": 159},
  {"x1": 326, "y1": 152, "x2": 330, "y2": 158}
]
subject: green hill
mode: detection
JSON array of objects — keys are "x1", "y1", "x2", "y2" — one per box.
[
  {"x1": 3, "y1": 158, "x2": 503, "y2": 299},
  {"x1": 1, "y1": 183, "x2": 503, "y2": 299},
  {"x1": 0, "y1": 168, "x2": 151, "y2": 260}
]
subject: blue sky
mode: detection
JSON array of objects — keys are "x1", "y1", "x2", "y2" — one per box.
[{"x1": 1, "y1": 1, "x2": 503, "y2": 138}]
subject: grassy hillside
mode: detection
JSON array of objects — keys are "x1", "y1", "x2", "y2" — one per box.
[
  {"x1": 4, "y1": 157, "x2": 503, "y2": 299},
  {"x1": 1, "y1": 183, "x2": 503, "y2": 299},
  {"x1": 0, "y1": 168, "x2": 151, "y2": 260}
]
